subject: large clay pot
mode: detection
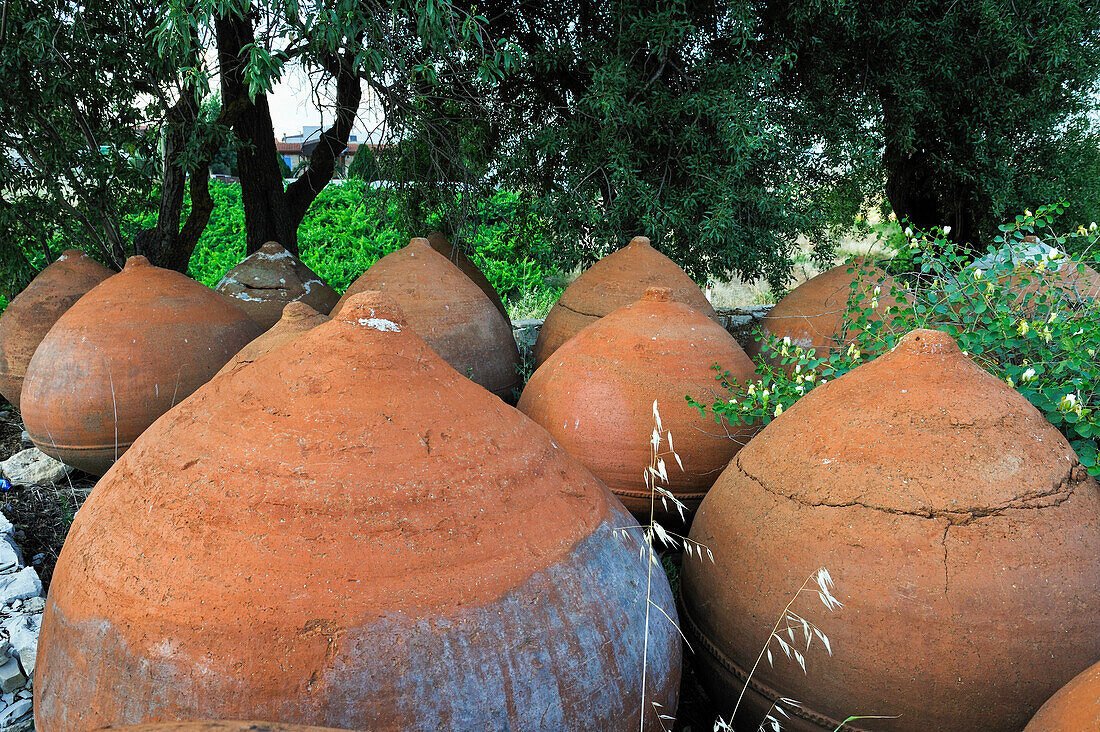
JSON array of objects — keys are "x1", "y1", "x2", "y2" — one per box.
[
  {"x1": 20, "y1": 256, "x2": 262, "y2": 475},
  {"x1": 426, "y1": 231, "x2": 509, "y2": 318},
  {"x1": 534, "y1": 236, "x2": 718, "y2": 366},
  {"x1": 519, "y1": 287, "x2": 758, "y2": 525},
  {"x1": 1023, "y1": 660, "x2": 1100, "y2": 732},
  {"x1": 744, "y1": 259, "x2": 910, "y2": 363},
  {"x1": 0, "y1": 249, "x2": 112, "y2": 407},
  {"x1": 681, "y1": 328, "x2": 1100, "y2": 731},
  {"x1": 335, "y1": 238, "x2": 521, "y2": 399},
  {"x1": 216, "y1": 242, "x2": 339, "y2": 330},
  {"x1": 215, "y1": 302, "x2": 330, "y2": 379},
  {"x1": 37, "y1": 291, "x2": 681, "y2": 732},
  {"x1": 102, "y1": 724, "x2": 351, "y2": 732}
]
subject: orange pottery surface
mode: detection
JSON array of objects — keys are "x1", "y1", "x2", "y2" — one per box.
[
  {"x1": 216, "y1": 242, "x2": 339, "y2": 330},
  {"x1": 744, "y1": 258, "x2": 911, "y2": 364},
  {"x1": 682, "y1": 328, "x2": 1100, "y2": 732},
  {"x1": 0, "y1": 249, "x2": 112, "y2": 407},
  {"x1": 20, "y1": 256, "x2": 262, "y2": 474},
  {"x1": 215, "y1": 302, "x2": 330, "y2": 379},
  {"x1": 534, "y1": 236, "x2": 718, "y2": 366},
  {"x1": 335, "y1": 238, "x2": 521, "y2": 399},
  {"x1": 519, "y1": 286, "x2": 758, "y2": 525},
  {"x1": 37, "y1": 291, "x2": 680, "y2": 732},
  {"x1": 1022, "y1": 660, "x2": 1100, "y2": 732},
  {"x1": 426, "y1": 232, "x2": 509, "y2": 318}
]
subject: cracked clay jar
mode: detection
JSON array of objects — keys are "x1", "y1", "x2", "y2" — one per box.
[
  {"x1": 681, "y1": 328, "x2": 1100, "y2": 731},
  {"x1": 534, "y1": 236, "x2": 718, "y2": 366},
  {"x1": 519, "y1": 287, "x2": 758, "y2": 526},
  {"x1": 335, "y1": 238, "x2": 520, "y2": 400},
  {"x1": 37, "y1": 291, "x2": 680, "y2": 731},
  {"x1": 216, "y1": 241, "x2": 340, "y2": 331}
]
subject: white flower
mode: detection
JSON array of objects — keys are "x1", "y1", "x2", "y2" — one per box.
[
  {"x1": 904, "y1": 227, "x2": 913, "y2": 238},
  {"x1": 774, "y1": 404, "x2": 784, "y2": 418},
  {"x1": 973, "y1": 268, "x2": 984, "y2": 280},
  {"x1": 943, "y1": 225, "x2": 952, "y2": 235},
  {"x1": 1091, "y1": 222, "x2": 1097, "y2": 231},
  {"x1": 1021, "y1": 367, "x2": 1037, "y2": 383}
]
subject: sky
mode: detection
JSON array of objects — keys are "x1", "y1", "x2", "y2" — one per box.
[{"x1": 266, "y1": 62, "x2": 385, "y2": 144}]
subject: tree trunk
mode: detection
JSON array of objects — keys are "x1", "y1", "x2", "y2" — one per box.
[{"x1": 216, "y1": 10, "x2": 362, "y2": 256}]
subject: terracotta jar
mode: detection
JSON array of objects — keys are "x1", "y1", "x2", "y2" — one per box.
[
  {"x1": 534, "y1": 236, "x2": 718, "y2": 366},
  {"x1": 102, "y1": 724, "x2": 351, "y2": 732},
  {"x1": 426, "y1": 231, "x2": 509, "y2": 318},
  {"x1": 336, "y1": 238, "x2": 521, "y2": 399},
  {"x1": 519, "y1": 287, "x2": 758, "y2": 525},
  {"x1": 745, "y1": 259, "x2": 910, "y2": 363},
  {"x1": 0, "y1": 249, "x2": 112, "y2": 407},
  {"x1": 216, "y1": 242, "x2": 340, "y2": 330},
  {"x1": 681, "y1": 328, "x2": 1100, "y2": 731},
  {"x1": 1023, "y1": 660, "x2": 1100, "y2": 732},
  {"x1": 37, "y1": 291, "x2": 680, "y2": 732},
  {"x1": 20, "y1": 256, "x2": 262, "y2": 475},
  {"x1": 215, "y1": 302, "x2": 330, "y2": 379}
]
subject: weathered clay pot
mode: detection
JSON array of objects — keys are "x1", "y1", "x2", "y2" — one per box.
[
  {"x1": 426, "y1": 231, "x2": 509, "y2": 318},
  {"x1": 20, "y1": 256, "x2": 262, "y2": 475},
  {"x1": 0, "y1": 249, "x2": 112, "y2": 407},
  {"x1": 37, "y1": 291, "x2": 680, "y2": 731},
  {"x1": 744, "y1": 259, "x2": 910, "y2": 363},
  {"x1": 681, "y1": 328, "x2": 1100, "y2": 731},
  {"x1": 534, "y1": 236, "x2": 718, "y2": 366},
  {"x1": 519, "y1": 287, "x2": 758, "y2": 525},
  {"x1": 215, "y1": 302, "x2": 330, "y2": 379},
  {"x1": 101, "y1": 724, "x2": 351, "y2": 732},
  {"x1": 1023, "y1": 660, "x2": 1100, "y2": 732},
  {"x1": 335, "y1": 238, "x2": 521, "y2": 399},
  {"x1": 216, "y1": 242, "x2": 339, "y2": 330}
]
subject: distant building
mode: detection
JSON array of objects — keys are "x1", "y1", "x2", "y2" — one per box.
[{"x1": 277, "y1": 126, "x2": 373, "y2": 178}]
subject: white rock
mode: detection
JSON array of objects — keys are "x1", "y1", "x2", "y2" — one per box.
[
  {"x1": 19, "y1": 598, "x2": 42, "y2": 614},
  {"x1": 0, "y1": 570, "x2": 40, "y2": 608},
  {"x1": 0, "y1": 692, "x2": 10, "y2": 705},
  {"x1": 0, "y1": 659, "x2": 23, "y2": 693},
  {"x1": 0, "y1": 516, "x2": 13, "y2": 540},
  {"x1": 3, "y1": 615, "x2": 39, "y2": 678},
  {"x1": 0, "y1": 448, "x2": 73, "y2": 487},
  {"x1": 0, "y1": 698, "x2": 32, "y2": 728},
  {"x1": 0, "y1": 538, "x2": 20, "y2": 574}
]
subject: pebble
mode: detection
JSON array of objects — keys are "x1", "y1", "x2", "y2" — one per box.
[
  {"x1": 20, "y1": 598, "x2": 42, "y2": 614},
  {"x1": 0, "y1": 698, "x2": 32, "y2": 727},
  {"x1": 4, "y1": 615, "x2": 40, "y2": 677},
  {"x1": 0, "y1": 448, "x2": 73, "y2": 487},
  {"x1": 16, "y1": 433, "x2": 29, "y2": 449},
  {"x1": 0, "y1": 659, "x2": 23, "y2": 694}
]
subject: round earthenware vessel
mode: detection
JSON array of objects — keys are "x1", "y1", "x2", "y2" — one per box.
[
  {"x1": 534, "y1": 236, "x2": 717, "y2": 366},
  {"x1": 101, "y1": 723, "x2": 352, "y2": 732},
  {"x1": 1022, "y1": 660, "x2": 1100, "y2": 732},
  {"x1": 0, "y1": 249, "x2": 112, "y2": 407},
  {"x1": 682, "y1": 328, "x2": 1100, "y2": 731},
  {"x1": 520, "y1": 287, "x2": 757, "y2": 525},
  {"x1": 426, "y1": 231, "x2": 509, "y2": 318},
  {"x1": 37, "y1": 291, "x2": 680, "y2": 732},
  {"x1": 20, "y1": 256, "x2": 261, "y2": 474},
  {"x1": 744, "y1": 259, "x2": 910, "y2": 364},
  {"x1": 215, "y1": 302, "x2": 330, "y2": 379},
  {"x1": 336, "y1": 238, "x2": 521, "y2": 399},
  {"x1": 216, "y1": 242, "x2": 339, "y2": 330}
]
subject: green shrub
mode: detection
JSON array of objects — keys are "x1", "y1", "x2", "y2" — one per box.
[{"x1": 690, "y1": 204, "x2": 1100, "y2": 476}]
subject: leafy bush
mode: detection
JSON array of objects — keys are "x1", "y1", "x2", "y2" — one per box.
[
  {"x1": 152, "y1": 180, "x2": 562, "y2": 314},
  {"x1": 691, "y1": 204, "x2": 1100, "y2": 476}
]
